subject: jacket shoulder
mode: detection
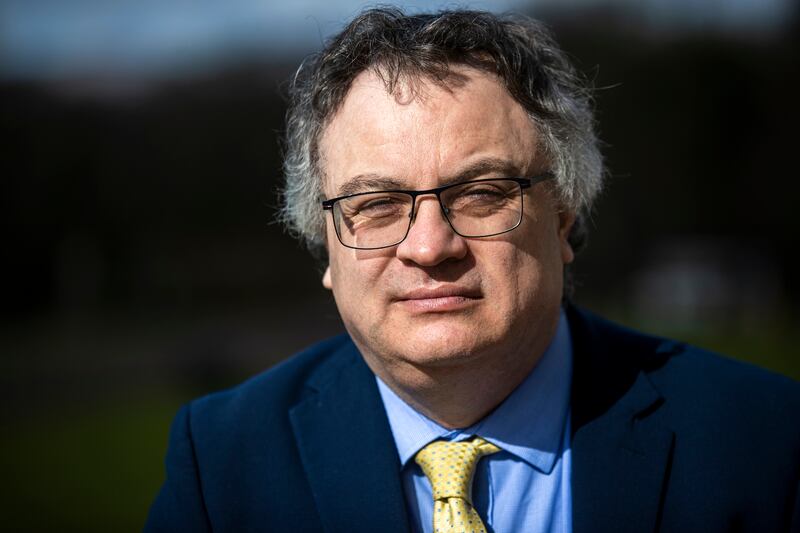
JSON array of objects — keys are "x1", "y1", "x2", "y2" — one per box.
[
  {"x1": 185, "y1": 333, "x2": 359, "y2": 441},
  {"x1": 570, "y1": 305, "x2": 800, "y2": 436},
  {"x1": 148, "y1": 335, "x2": 359, "y2": 531},
  {"x1": 651, "y1": 342, "x2": 800, "y2": 435}
]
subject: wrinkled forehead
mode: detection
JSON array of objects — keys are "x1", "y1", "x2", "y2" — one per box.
[{"x1": 317, "y1": 66, "x2": 541, "y2": 195}]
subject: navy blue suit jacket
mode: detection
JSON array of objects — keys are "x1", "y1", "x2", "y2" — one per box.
[{"x1": 145, "y1": 306, "x2": 800, "y2": 532}]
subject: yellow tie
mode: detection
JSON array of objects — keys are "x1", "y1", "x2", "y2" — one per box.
[{"x1": 414, "y1": 437, "x2": 500, "y2": 533}]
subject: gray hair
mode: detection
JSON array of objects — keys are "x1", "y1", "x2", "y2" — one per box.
[{"x1": 280, "y1": 7, "x2": 603, "y2": 269}]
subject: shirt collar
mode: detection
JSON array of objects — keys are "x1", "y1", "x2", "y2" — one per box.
[{"x1": 376, "y1": 308, "x2": 573, "y2": 475}]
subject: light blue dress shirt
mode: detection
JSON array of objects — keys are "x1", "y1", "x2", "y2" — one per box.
[{"x1": 376, "y1": 309, "x2": 573, "y2": 533}]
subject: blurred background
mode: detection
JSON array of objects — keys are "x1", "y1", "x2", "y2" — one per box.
[{"x1": 1, "y1": 0, "x2": 798, "y2": 530}]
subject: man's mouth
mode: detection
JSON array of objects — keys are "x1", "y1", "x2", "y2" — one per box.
[{"x1": 395, "y1": 285, "x2": 482, "y2": 312}]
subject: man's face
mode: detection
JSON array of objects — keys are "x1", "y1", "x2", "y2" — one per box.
[{"x1": 319, "y1": 67, "x2": 575, "y2": 384}]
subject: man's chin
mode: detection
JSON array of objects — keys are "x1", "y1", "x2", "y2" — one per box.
[
  {"x1": 349, "y1": 315, "x2": 506, "y2": 372},
  {"x1": 383, "y1": 331, "x2": 497, "y2": 370}
]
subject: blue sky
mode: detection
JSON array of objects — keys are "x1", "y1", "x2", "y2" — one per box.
[{"x1": 0, "y1": 0, "x2": 793, "y2": 81}]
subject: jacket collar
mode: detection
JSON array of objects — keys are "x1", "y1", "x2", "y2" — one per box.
[
  {"x1": 289, "y1": 340, "x2": 410, "y2": 533},
  {"x1": 567, "y1": 305, "x2": 680, "y2": 533}
]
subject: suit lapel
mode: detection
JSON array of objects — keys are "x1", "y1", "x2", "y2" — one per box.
[
  {"x1": 289, "y1": 341, "x2": 409, "y2": 533},
  {"x1": 568, "y1": 306, "x2": 677, "y2": 533}
]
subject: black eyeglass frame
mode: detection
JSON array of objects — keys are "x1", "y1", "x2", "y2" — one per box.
[{"x1": 321, "y1": 172, "x2": 554, "y2": 250}]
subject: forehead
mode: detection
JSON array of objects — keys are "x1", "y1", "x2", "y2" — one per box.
[{"x1": 318, "y1": 66, "x2": 541, "y2": 195}]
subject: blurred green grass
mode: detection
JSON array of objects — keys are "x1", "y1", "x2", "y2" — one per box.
[
  {"x1": 609, "y1": 313, "x2": 800, "y2": 382},
  {"x1": 679, "y1": 330, "x2": 799, "y2": 382},
  {"x1": 1, "y1": 394, "x2": 184, "y2": 533}
]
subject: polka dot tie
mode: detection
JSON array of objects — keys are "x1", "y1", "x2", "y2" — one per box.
[{"x1": 415, "y1": 437, "x2": 501, "y2": 533}]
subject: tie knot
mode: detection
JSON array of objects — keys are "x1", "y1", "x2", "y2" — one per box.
[{"x1": 414, "y1": 437, "x2": 500, "y2": 503}]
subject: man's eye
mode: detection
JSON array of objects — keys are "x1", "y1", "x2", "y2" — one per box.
[
  {"x1": 451, "y1": 185, "x2": 509, "y2": 207},
  {"x1": 350, "y1": 196, "x2": 406, "y2": 218},
  {"x1": 463, "y1": 187, "x2": 505, "y2": 198}
]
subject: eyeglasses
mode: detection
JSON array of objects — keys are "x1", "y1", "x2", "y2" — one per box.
[{"x1": 321, "y1": 173, "x2": 553, "y2": 250}]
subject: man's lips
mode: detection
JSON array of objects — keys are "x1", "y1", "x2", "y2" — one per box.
[{"x1": 394, "y1": 285, "x2": 482, "y2": 312}]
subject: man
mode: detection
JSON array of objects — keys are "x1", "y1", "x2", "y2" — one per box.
[{"x1": 146, "y1": 8, "x2": 800, "y2": 533}]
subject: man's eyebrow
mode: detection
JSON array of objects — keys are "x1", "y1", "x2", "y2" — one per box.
[
  {"x1": 444, "y1": 157, "x2": 524, "y2": 184},
  {"x1": 335, "y1": 157, "x2": 523, "y2": 196},
  {"x1": 336, "y1": 175, "x2": 406, "y2": 197}
]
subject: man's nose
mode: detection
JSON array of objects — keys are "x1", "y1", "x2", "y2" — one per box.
[{"x1": 396, "y1": 196, "x2": 468, "y2": 266}]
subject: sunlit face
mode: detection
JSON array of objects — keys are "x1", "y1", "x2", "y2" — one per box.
[{"x1": 319, "y1": 67, "x2": 575, "y2": 387}]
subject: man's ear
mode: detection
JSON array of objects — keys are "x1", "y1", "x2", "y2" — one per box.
[
  {"x1": 322, "y1": 265, "x2": 332, "y2": 289},
  {"x1": 558, "y1": 210, "x2": 576, "y2": 265}
]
